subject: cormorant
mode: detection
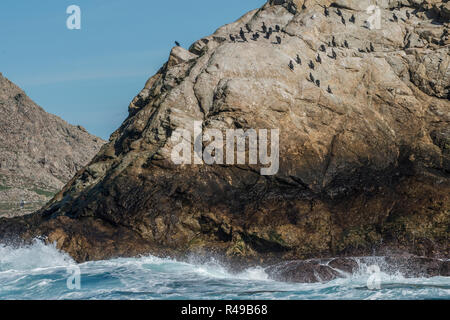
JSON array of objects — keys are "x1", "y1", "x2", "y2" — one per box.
[
  {"x1": 262, "y1": 22, "x2": 267, "y2": 33},
  {"x1": 251, "y1": 33, "x2": 258, "y2": 41},
  {"x1": 316, "y1": 79, "x2": 320, "y2": 87},
  {"x1": 302, "y1": 4, "x2": 306, "y2": 10},
  {"x1": 344, "y1": 40, "x2": 349, "y2": 48},
  {"x1": 327, "y1": 85, "x2": 333, "y2": 94},
  {"x1": 264, "y1": 32, "x2": 271, "y2": 39},
  {"x1": 240, "y1": 28, "x2": 245, "y2": 39},
  {"x1": 358, "y1": 48, "x2": 365, "y2": 53},
  {"x1": 296, "y1": 54, "x2": 302, "y2": 65},
  {"x1": 336, "y1": 8, "x2": 342, "y2": 16},
  {"x1": 316, "y1": 54, "x2": 322, "y2": 64},
  {"x1": 309, "y1": 60, "x2": 315, "y2": 70},
  {"x1": 309, "y1": 73, "x2": 315, "y2": 82},
  {"x1": 330, "y1": 49, "x2": 337, "y2": 59},
  {"x1": 289, "y1": 60, "x2": 295, "y2": 71},
  {"x1": 275, "y1": 25, "x2": 280, "y2": 32},
  {"x1": 341, "y1": 16, "x2": 346, "y2": 25},
  {"x1": 276, "y1": 36, "x2": 282, "y2": 44},
  {"x1": 241, "y1": 34, "x2": 248, "y2": 42},
  {"x1": 175, "y1": 41, "x2": 180, "y2": 46},
  {"x1": 370, "y1": 42, "x2": 375, "y2": 52},
  {"x1": 246, "y1": 24, "x2": 252, "y2": 33},
  {"x1": 319, "y1": 44, "x2": 326, "y2": 52},
  {"x1": 349, "y1": 14, "x2": 355, "y2": 23},
  {"x1": 406, "y1": 11, "x2": 411, "y2": 19},
  {"x1": 324, "y1": 7, "x2": 329, "y2": 17},
  {"x1": 393, "y1": 13, "x2": 398, "y2": 22},
  {"x1": 269, "y1": 27, "x2": 273, "y2": 35},
  {"x1": 230, "y1": 34, "x2": 236, "y2": 42},
  {"x1": 332, "y1": 36, "x2": 337, "y2": 47}
]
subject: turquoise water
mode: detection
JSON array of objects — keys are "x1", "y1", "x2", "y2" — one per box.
[{"x1": 0, "y1": 241, "x2": 449, "y2": 300}]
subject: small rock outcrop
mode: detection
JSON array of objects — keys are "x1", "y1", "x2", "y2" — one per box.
[
  {"x1": 0, "y1": 0, "x2": 448, "y2": 264},
  {"x1": 0, "y1": 74, "x2": 105, "y2": 217},
  {"x1": 266, "y1": 255, "x2": 450, "y2": 283}
]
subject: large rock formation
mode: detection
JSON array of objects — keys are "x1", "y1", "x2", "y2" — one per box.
[
  {"x1": 0, "y1": 0, "x2": 448, "y2": 264},
  {"x1": 0, "y1": 74, "x2": 105, "y2": 217}
]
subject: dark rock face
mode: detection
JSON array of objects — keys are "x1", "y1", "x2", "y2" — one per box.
[
  {"x1": 266, "y1": 256, "x2": 449, "y2": 283},
  {"x1": 0, "y1": 0, "x2": 448, "y2": 265},
  {"x1": 328, "y1": 257, "x2": 359, "y2": 274},
  {"x1": 0, "y1": 74, "x2": 105, "y2": 217},
  {"x1": 266, "y1": 260, "x2": 341, "y2": 283}
]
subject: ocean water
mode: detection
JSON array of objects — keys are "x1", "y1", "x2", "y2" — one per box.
[{"x1": 0, "y1": 241, "x2": 448, "y2": 300}]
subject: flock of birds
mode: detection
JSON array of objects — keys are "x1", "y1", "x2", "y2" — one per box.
[
  {"x1": 173, "y1": 5, "x2": 420, "y2": 96},
  {"x1": 222, "y1": 5, "x2": 417, "y2": 95}
]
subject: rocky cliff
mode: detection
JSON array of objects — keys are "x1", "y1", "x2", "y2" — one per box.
[
  {"x1": 0, "y1": 73, "x2": 105, "y2": 217},
  {"x1": 0, "y1": 0, "x2": 448, "y2": 264}
]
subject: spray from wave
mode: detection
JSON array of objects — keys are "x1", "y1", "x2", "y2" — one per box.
[{"x1": 0, "y1": 240, "x2": 448, "y2": 300}]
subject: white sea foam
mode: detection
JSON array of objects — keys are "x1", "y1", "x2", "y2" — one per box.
[
  {"x1": 0, "y1": 240, "x2": 75, "y2": 272},
  {"x1": 0, "y1": 241, "x2": 448, "y2": 300}
]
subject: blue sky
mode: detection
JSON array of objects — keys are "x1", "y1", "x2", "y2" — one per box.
[{"x1": 0, "y1": 0, "x2": 264, "y2": 140}]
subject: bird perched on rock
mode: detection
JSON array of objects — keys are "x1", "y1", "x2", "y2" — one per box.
[
  {"x1": 275, "y1": 25, "x2": 280, "y2": 32},
  {"x1": 370, "y1": 42, "x2": 375, "y2": 52},
  {"x1": 289, "y1": 60, "x2": 295, "y2": 71},
  {"x1": 269, "y1": 27, "x2": 273, "y2": 35},
  {"x1": 240, "y1": 28, "x2": 245, "y2": 39},
  {"x1": 229, "y1": 34, "x2": 236, "y2": 42},
  {"x1": 309, "y1": 73, "x2": 315, "y2": 82},
  {"x1": 324, "y1": 7, "x2": 330, "y2": 17},
  {"x1": 276, "y1": 36, "x2": 281, "y2": 44},
  {"x1": 296, "y1": 54, "x2": 302, "y2": 65},
  {"x1": 246, "y1": 24, "x2": 252, "y2": 33},
  {"x1": 350, "y1": 14, "x2": 355, "y2": 23},
  {"x1": 327, "y1": 85, "x2": 333, "y2": 94},
  {"x1": 262, "y1": 22, "x2": 267, "y2": 33},
  {"x1": 175, "y1": 41, "x2": 180, "y2": 46},
  {"x1": 316, "y1": 80, "x2": 321, "y2": 87},
  {"x1": 288, "y1": 2, "x2": 298, "y2": 14},
  {"x1": 302, "y1": 3, "x2": 306, "y2": 10},
  {"x1": 241, "y1": 34, "x2": 248, "y2": 42},
  {"x1": 358, "y1": 48, "x2": 365, "y2": 53},
  {"x1": 406, "y1": 11, "x2": 411, "y2": 19},
  {"x1": 341, "y1": 16, "x2": 346, "y2": 25},
  {"x1": 319, "y1": 44, "x2": 326, "y2": 52},
  {"x1": 332, "y1": 36, "x2": 337, "y2": 47},
  {"x1": 336, "y1": 8, "x2": 342, "y2": 16},
  {"x1": 251, "y1": 33, "x2": 259, "y2": 41},
  {"x1": 393, "y1": 13, "x2": 398, "y2": 22},
  {"x1": 316, "y1": 54, "x2": 322, "y2": 64},
  {"x1": 309, "y1": 60, "x2": 315, "y2": 70},
  {"x1": 264, "y1": 32, "x2": 271, "y2": 39},
  {"x1": 344, "y1": 40, "x2": 349, "y2": 48},
  {"x1": 330, "y1": 49, "x2": 337, "y2": 59}
]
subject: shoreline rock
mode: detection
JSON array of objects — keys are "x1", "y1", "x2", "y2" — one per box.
[
  {"x1": 0, "y1": 0, "x2": 448, "y2": 265},
  {"x1": 266, "y1": 255, "x2": 450, "y2": 283}
]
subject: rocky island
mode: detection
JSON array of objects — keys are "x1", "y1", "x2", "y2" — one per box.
[
  {"x1": 0, "y1": 73, "x2": 104, "y2": 217},
  {"x1": 0, "y1": 0, "x2": 448, "y2": 281}
]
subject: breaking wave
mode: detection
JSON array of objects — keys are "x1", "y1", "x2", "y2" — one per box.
[{"x1": 0, "y1": 240, "x2": 448, "y2": 300}]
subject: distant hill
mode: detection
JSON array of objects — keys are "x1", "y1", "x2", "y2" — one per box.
[{"x1": 0, "y1": 73, "x2": 105, "y2": 217}]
